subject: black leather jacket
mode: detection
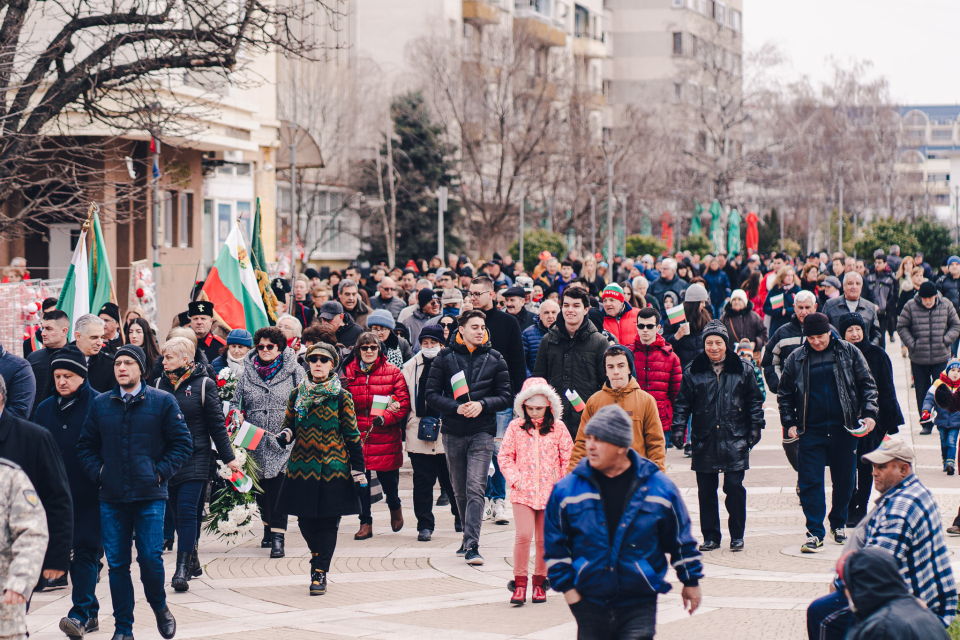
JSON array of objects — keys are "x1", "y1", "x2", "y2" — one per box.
[
  {"x1": 776, "y1": 337, "x2": 879, "y2": 437},
  {"x1": 672, "y1": 350, "x2": 765, "y2": 474}
]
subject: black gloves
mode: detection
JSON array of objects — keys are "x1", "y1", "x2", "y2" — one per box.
[
  {"x1": 276, "y1": 428, "x2": 293, "y2": 447},
  {"x1": 372, "y1": 416, "x2": 385, "y2": 428},
  {"x1": 670, "y1": 430, "x2": 685, "y2": 450},
  {"x1": 747, "y1": 430, "x2": 762, "y2": 449}
]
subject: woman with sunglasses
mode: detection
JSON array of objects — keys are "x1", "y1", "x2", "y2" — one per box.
[
  {"x1": 340, "y1": 332, "x2": 411, "y2": 539},
  {"x1": 235, "y1": 326, "x2": 305, "y2": 558},
  {"x1": 275, "y1": 343, "x2": 365, "y2": 595},
  {"x1": 437, "y1": 316, "x2": 457, "y2": 344}
]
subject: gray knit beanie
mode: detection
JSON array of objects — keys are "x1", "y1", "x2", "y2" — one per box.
[
  {"x1": 584, "y1": 405, "x2": 634, "y2": 448},
  {"x1": 702, "y1": 319, "x2": 729, "y2": 346}
]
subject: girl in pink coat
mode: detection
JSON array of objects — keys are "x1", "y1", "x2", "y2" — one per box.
[{"x1": 498, "y1": 377, "x2": 573, "y2": 605}]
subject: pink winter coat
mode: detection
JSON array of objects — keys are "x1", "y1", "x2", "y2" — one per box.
[{"x1": 497, "y1": 378, "x2": 574, "y2": 510}]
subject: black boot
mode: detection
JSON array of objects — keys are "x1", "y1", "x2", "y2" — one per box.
[
  {"x1": 171, "y1": 551, "x2": 191, "y2": 592},
  {"x1": 154, "y1": 605, "x2": 176, "y2": 639},
  {"x1": 188, "y1": 543, "x2": 202, "y2": 578},
  {"x1": 271, "y1": 532, "x2": 285, "y2": 558},
  {"x1": 309, "y1": 553, "x2": 327, "y2": 595},
  {"x1": 261, "y1": 527, "x2": 273, "y2": 548}
]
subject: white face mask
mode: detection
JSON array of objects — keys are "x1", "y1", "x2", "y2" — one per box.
[{"x1": 420, "y1": 346, "x2": 442, "y2": 359}]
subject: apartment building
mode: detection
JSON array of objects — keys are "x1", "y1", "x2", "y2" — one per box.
[{"x1": 897, "y1": 105, "x2": 960, "y2": 224}]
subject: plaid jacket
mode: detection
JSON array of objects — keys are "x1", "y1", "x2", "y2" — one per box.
[{"x1": 862, "y1": 474, "x2": 957, "y2": 624}]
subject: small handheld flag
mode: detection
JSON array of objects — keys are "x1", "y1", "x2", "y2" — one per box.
[
  {"x1": 847, "y1": 419, "x2": 871, "y2": 438},
  {"x1": 451, "y1": 371, "x2": 470, "y2": 400},
  {"x1": 233, "y1": 422, "x2": 265, "y2": 450},
  {"x1": 229, "y1": 470, "x2": 254, "y2": 493},
  {"x1": 666, "y1": 304, "x2": 686, "y2": 325},
  {"x1": 565, "y1": 389, "x2": 586, "y2": 412},
  {"x1": 770, "y1": 293, "x2": 784, "y2": 310},
  {"x1": 371, "y1": 395, "x2": 391, "y2": 417}
]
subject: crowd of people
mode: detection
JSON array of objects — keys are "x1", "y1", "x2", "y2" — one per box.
[{"x1": 1, "y1": 244, "x2": 960, "y2": 640}]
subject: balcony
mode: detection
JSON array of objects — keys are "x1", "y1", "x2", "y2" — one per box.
[
  {"x1": 517, "y1": 75, "x2": 559, "y2": 101},
  {"x1": 463, "y1": 0, "x2": 501, "y2": 26},
  {"x1": 514, "y1": 9, "x2": 567, "y2": 48},
  {"x1": 572, "y1": 36, "x2": 605, "y2": 59},
  {"x1": 462, "y1": 58, "x2": 501, "y2": 80},
  {"x1": 572, "y1": 89, "x2": 606, "y2": 109}
]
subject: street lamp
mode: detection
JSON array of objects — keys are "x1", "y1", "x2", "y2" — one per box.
[
  {"x1": 602, "y1": 138, "x2": 618, "y2": 261},
  {"x1": 582, "y1": 183, "x2": 597, "y2": 257}
]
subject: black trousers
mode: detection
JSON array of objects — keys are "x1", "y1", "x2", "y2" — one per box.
[
  {"x1": 255, "y1": 473, "x2": 288, "y2": 532},
  {"x1": 848, "y1": 432, "x2": 883, "y2": 522},
  {"x1": 696, "y1": 471, "x2": 746, "y2": 542},
  {"x1": 299, "y1": 517, "x2": 341, "y2": 572},
  {"x1": 409, "y1": 452, "x2": 460, "y2": 531},
  {"x1": 358, "y1": 469, "x2": 401, "y2": 525},
  {"x1": 912, "y1": 361, "x2": 947, "y2": 418}
]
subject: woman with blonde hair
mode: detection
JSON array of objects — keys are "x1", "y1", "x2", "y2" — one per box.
[
  {"x1": 580, "y1": 256, "x2": 605, "y2": 295},
  {"x1": 156, "y1": 336, "x2": 237, "y2": 592}
]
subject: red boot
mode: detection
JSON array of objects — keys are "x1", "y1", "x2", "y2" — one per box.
[
  {"x1": 531, "y1": 575, "x2": 547, "y2": 603},
  {"x1": 510, "y1": 576, "x2": 527, "y2": 605}
]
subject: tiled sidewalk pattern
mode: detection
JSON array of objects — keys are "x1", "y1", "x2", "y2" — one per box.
[{"x1": 26, "y1": 339, "x2": 960, "y2": 639}]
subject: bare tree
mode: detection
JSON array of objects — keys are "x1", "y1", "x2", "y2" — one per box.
[{"x1": 0, "y1": 0, "x2": 344, "y2": 236}]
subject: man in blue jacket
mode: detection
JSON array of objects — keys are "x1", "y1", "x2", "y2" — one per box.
[
  {"x1": 77, "y1": 345, "x2": 191, "y2": 640},
  {"x1": 544, "y1": 405, "x2": 703, "y2": 639}
]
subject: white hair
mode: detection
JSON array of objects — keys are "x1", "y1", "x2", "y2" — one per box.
[
  {"x1": 632, "y1": 276, "x2": 649, "y2": 291},
  {"x1": 661, "y1": 258, "x2": 677, "y2": 272},
  {"x1": 794, "y1": 290, "x2": 817, "y2": 305},
  {"x1": 75, "y1": 313, "x2": 105, "y2": 337},
  {"x1": 843, "y1": 271, "x2": 862, "y2": 285},
  {"x1": 278, "y1": 314, "x2": 303, "y2": 337}
]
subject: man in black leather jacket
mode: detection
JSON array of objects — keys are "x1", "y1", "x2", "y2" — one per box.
[{"x1": 777, "y1": 312, "x2": 878, "y2": 554}]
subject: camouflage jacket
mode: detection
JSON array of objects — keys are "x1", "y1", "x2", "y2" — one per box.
[{"x1": 0, "y1": 457, "x2": 48, "y2": 637}]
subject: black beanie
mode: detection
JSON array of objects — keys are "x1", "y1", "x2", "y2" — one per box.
[
  {"x1": 803, "y1": 312, "x2": 831, "y2": 336},
  {"x1": 838, "y1": 312, "x2": 866, "y2": 337},
  {"x1": 98, "y1": 302, "x2": 120, "y2": 324},
  {"x1": 919, "y1": 281, "x2": 937, "y2": 298},
  {"x1": 50, "y1": 345, "x2": 88, "y2": 379},
  {"x1": 115, "y1": 344, "x2": 146, "y2": 374}
]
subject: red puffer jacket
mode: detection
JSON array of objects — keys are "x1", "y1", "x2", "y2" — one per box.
[
  {"x1": 631, "y1": 334, "x2": 683, "y2": 432},
  {"x1": 603, "y1": 305, "x2": 640, "y2": 347},
  {"x1": 342, "y1": 354, "x2": 411, "y2": 471}
]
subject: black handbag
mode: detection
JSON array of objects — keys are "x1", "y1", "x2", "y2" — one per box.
[{"x1": 418, "y1": 416, "x2": 441, "y2": 442}]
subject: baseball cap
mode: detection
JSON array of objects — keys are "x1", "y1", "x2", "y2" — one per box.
[
  {"x1": 861, "y1": 436, "x2": 915, "y2": 465},
  {"x1": 319, "y1": 301, "x2": 344, "y2": 320}
]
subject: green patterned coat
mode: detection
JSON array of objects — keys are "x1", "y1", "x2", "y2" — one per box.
[{"x1": 275, "y1": 380, "x2": 364, "y2": 518}]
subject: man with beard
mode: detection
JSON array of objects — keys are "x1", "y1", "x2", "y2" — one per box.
[{"x1": 839, "y1": 312, "x2": 904, "y2": 525}]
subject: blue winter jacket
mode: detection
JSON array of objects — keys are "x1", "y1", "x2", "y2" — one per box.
[
  {"x1": 703, "y1": 269, "x2": 731, "y2": 316},
  {"x1": 77, "y1": 384, "x2": 192, "y2": 503},
  {"x1": 521, "y1": 317, "x2": 549, "y2": 375},
  {"x1": 543, "y1": 449, "x2": 703, "y2": 607},
  {"x1": 0, "y1": 343, "x2": 36, "y2": 419},
  {"x1": 923, "y1": 379, "x2": 960, "y2": 431}
]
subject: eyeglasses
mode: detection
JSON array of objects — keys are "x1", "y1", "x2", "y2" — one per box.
[
  {"x1": 637, "y1": 323, "x2": 658, "y2": 330},
  {"x1": 306, "y1": 355, "x2": 333, "y2": 364},
  {"x1": 256, "y1": 344, "x2": 277, "y2": 352},
  {"x1": 380, "y1": 286, "x2": 397, "y2": 292},
  {"x1": 358, "y1": 345, "x2": 379, "y2": 352},
  {"x1": 468, "y1": 291, "x2": 489, "y2": 298}
]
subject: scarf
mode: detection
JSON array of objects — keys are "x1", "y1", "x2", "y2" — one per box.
[
  {"x1": 254, "y1": 352, "x2": 284, "y2": 381},
  {"x1": 940, "y1": 372, "x2": 960, "y2": 390},
  {"x1": 57, "y1": 386, "x2": 84, "y2": 412},
  {"x1": 359, "y1": 358, "x2": 376, "y2": 374},
  {"x1": 226, "y1": 353, "x2": 244, "y2": 376},
  {"x1": 166, "y1": 362, "x2": 195, "y2": 390},
  {"x1": 295, "y1": 373, "x2": 342, "y2": 419}
]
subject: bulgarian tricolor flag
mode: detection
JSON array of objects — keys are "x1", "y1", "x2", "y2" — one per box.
[
  {"x1": 565, "y1": 389, "x2": 586, "y2": 412},
  {"x1": 666, "y1": 304, "x2": 686, "y2": 325},
  {"x1": 770, "y1": 293, "x2": 784, "y2": 309},
  {"x1": 371, "y1": 395, "x2": 391, "y2": 417},
  {"x1": 56, "y1": 227, "x2": 90, "y2": 336},
  {"x1": 451, "y1": 371, "x2": 470, "y2": 400},
  {"x1": 201, "y1": 219, "x2": 270, "y2": 332},
  {"x1": 233, "y1": 421, "x2": 265, "y2": 450},
  {"x1": 229, "y1": 470, "x2": 253, "y2": 493}
]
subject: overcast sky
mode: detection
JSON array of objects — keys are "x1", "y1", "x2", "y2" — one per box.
[{"x1": 743, "y1": 0, "x2": 960, "y2": 106}]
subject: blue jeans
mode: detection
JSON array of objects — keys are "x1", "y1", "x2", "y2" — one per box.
[
  {"x1": 807, "y1": 590, "x2": 853, "y2": 640},
  {"x1": 797, "y1": 426, "x2": 857, "y2": 539},
  {"x1": 101, "y1": 500, "x2": 167, "y2": 635},
  {"x1": 485, "y1": 408, "x2": 512, "y2": 501},
  {"x1": 68, "y1": 547, "x2": 103, "y2": 624},
  {"x1": 939, "y1": 426, "x2": 959, "y2": 464},
  {"x1": 169, "y1": 480, "x2": 205, "y2": 553}
]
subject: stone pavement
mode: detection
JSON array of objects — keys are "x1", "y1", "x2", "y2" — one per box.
[{"x1": 26, "y1": 337, "x2": 960, "y2": 639}]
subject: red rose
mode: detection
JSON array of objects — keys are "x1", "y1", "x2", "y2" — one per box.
[
  {"x1": 217, "y1": 379, "x2": 227, "y2": 387},
  {"x1": 136, "y1": 287, "x2": 145, "y2": 298}
]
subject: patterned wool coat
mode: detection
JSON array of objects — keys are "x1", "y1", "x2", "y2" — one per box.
[{"x1": 235, "y1": 348, "x2": 305, "y2": 479}]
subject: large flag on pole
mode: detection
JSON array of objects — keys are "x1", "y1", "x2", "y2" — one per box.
[
  {"x1": 202, "y1": 218, "x2": 270, "y2": 331},
  {"x1": 250, "y1": 198, "x2": 278, "y2": 324},
  {"x1": 56, "y1": 228, "x2": 90, "y2": 336},
  {"x1": 89, "y1": 208, "x2": 116, "y2": 313}
]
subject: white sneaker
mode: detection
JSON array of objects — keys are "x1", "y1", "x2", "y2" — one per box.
[
  {"x1": 494, "y1": 499, "x2": 510, "y2": 525},
  {"x1": 483, "y1": 498, "x2": 493, "y2": 521}
]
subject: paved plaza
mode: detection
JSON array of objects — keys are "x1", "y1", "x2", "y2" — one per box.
[{"x1": 26, "y1": 340, "x2": 960, "y2": 639}]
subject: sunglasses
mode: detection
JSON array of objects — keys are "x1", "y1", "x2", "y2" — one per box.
[
  {"x1": 358, "y1": 345, "x2": 379, "y2": 352},
  {"x1": 306, "y1": 355, "x2": 333, "y2": 364},
  {"x1": 256, "y1": 344, "x2": 277, "y2": 351},
  {"x1": 380, "y1": 286, "x2": 397, "y2": 291},
  {"x1": 637, "y1": 323, "x2": 657, "y2": 330}
]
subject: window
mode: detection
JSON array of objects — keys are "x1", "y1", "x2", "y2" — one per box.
[
  {"x1": 163, "y1": 191, "x2": 176, "y2": 248},
  {"x1": 672, "y1": 32, "x2": 683, "y2": 55},
  {"x1": 203, "y1": 199, "x2": 214, "y2": 269},
  {"x1": 575, "y1": 4, "x2": 588, "y2": 36},
  {"x1": 179, "y1": 192, "x2": 193, "y2": 248},
  {"x1": 671, "y1": 0, "x2": 682, "y2": 7},
  {"x1": 932, "y1": 128, "x2": 953, "y2": 141},
  {"x1": 674, "y1": 81, "x2": 683, "y2": 103},
  {"x1": 905, "y1": 129, "x2": 925, "y2": 142},
  {"x1": 936, "y1": 194, "x2": 951, "y2": 205}
]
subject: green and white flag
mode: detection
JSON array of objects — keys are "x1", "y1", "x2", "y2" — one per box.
[{"x1": 56, "y1": 229, "x2": 90, "y2": 336}]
